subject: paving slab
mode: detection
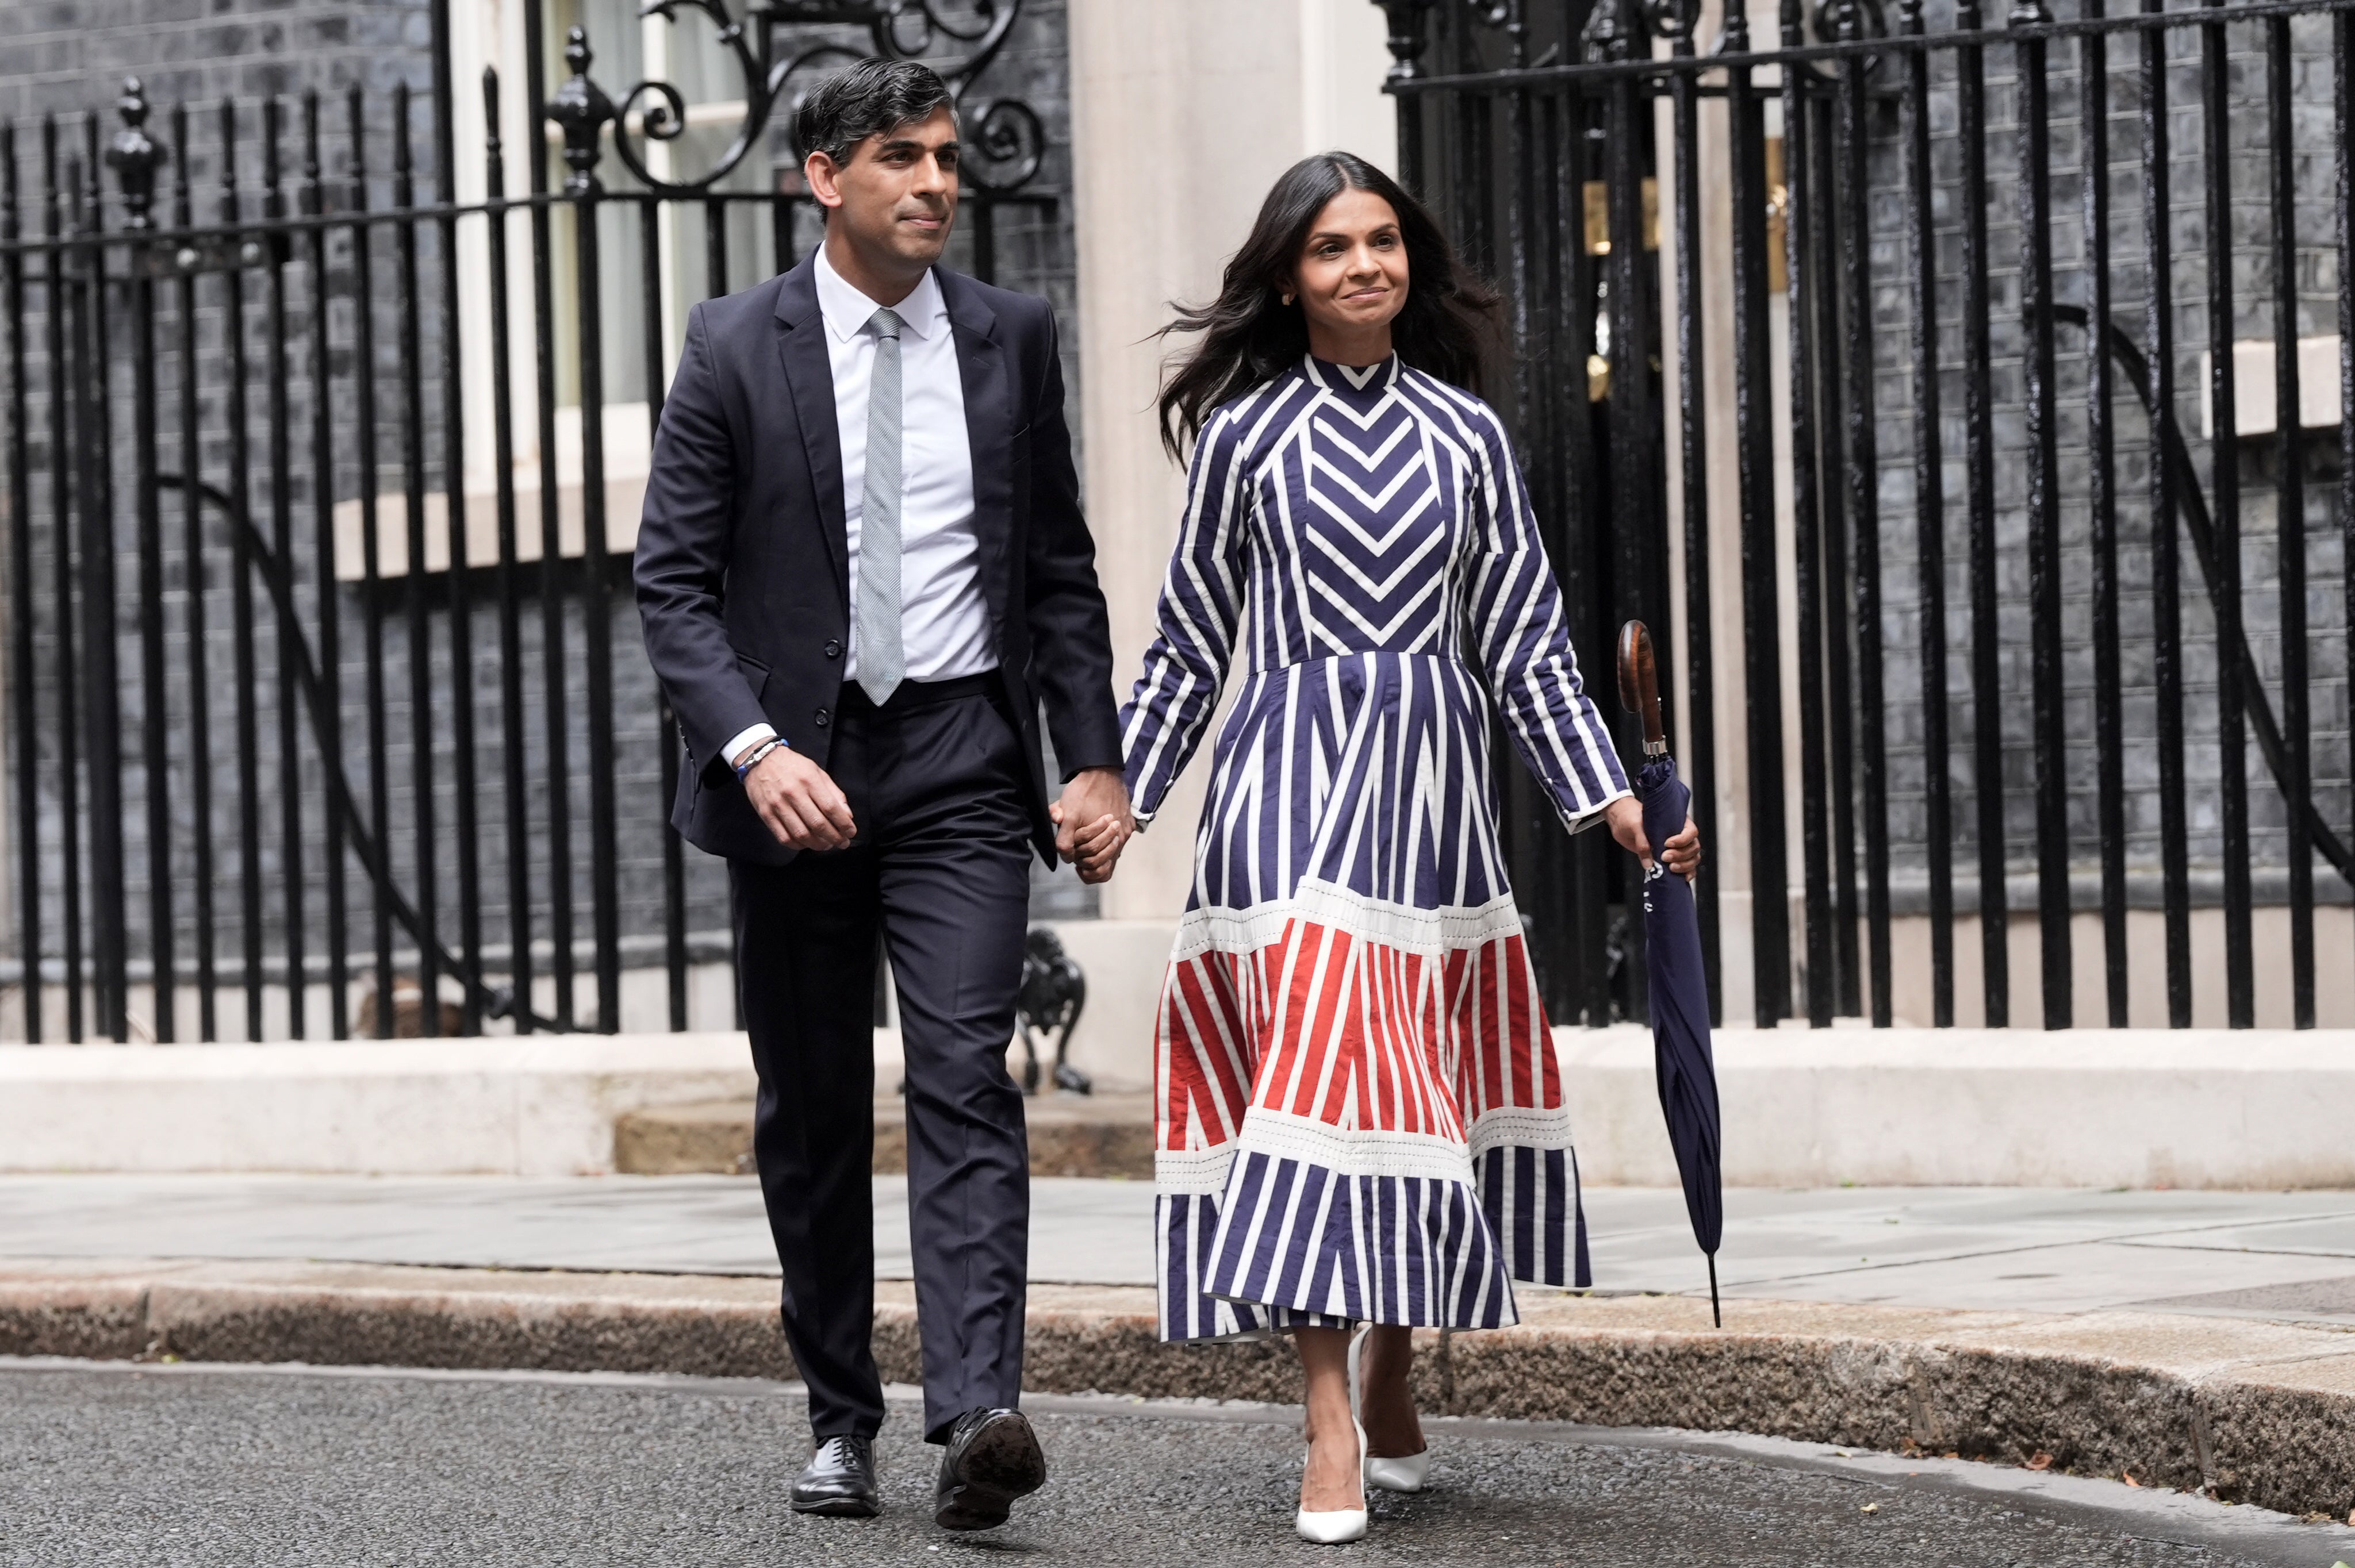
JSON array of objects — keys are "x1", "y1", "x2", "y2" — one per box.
[{"x1": 9, "y1": 1175, "x2": 2355, "y2": 1321}]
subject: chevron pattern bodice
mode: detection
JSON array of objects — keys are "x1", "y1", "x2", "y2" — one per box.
[{"x1": 1122, "y1": 352, "x2": 1623, "y2": 835}]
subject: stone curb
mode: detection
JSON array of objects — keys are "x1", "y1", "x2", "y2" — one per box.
[{"x1": 5, "y1": 1258, "x2": 2351, "y2": 1520}]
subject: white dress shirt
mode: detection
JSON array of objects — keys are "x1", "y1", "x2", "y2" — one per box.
[{"x1": 725, "y1": 247, "x2": 994, "y2": 767}]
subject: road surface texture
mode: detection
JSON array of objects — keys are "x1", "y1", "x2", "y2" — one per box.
[{"x1": 3, "y1": 1361, "x2": 2345, "y2": 1568}]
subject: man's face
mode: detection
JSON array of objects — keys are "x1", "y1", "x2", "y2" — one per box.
[{"x1": 806, "y1": 105, "x2": 960, "y2": 273}]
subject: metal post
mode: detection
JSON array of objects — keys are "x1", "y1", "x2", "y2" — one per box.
[
  {"x1": 262, "y1": 96, "x2": 304, "y2": 1039},
  {"x1": 1720, "y1": 0, "x2": 1790, "y2": 1025},
  {"x1": 1778, "y1": 0, "x2": 1832, "y2": 1028},
  {"x1": 74, "y1": 118, "x2": 128, "y2": 1043},
  {"x1": 484, "y1": 67, "x2": 535, "y2": 1032},
  {"x1": 1831, "y1": 0, "x2": 1888, "y2": 1025},
  {"x1": 2202, "y1": 0, "x2": 2253, "y2": 1027},
  {"x1": 393, "y1": 83, "x2": 440, "y2": 1032},
  {"x1": 2014, "y1": 0, "x2": 2070, "y2": 1028},
  {"x1": 302, "y1": 92, "x2": 348, "y2": 1039},
  {"x1": 1956, "y1": 0, "x2": 2006, "y2": 1025},
  {"x1": 1, "y1": 123, "x2": 34, "y2": 1043},
  {"x1": 549, "y1": 26, "x2": 624, "y2": 1032},
  {"x1": 43, "y1": 118, "x2": 85, "y2": 1043},
  {"x1": 2266, "y1": 13, "x2": 2312, "y2": 1028},
  {"x1": 434, "y1": 0, "x2": 486, "y2": 1036},
  {"x1": 110, "y1": 80, "x2": 174, "y2": 1041},
  {"x1": 2082, "y1": 0, "x2": 2128, "y2": 1026},
  {"x1": 1898, "y1": 0, "x2": 1952, "y2": 1027},
  {"x1": 2143, "y1": 0, "x2": 2191, "y2": 1026},
  {"x1": 1663, "y1": 0, "x2": 1719, "y2": 1021},
  {"x1": 524, "y1": 0, "x2": 578, "y2": 1029}
]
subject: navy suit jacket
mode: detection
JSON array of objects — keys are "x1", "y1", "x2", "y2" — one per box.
[{"x1": 633, "y1": 254, "x2": 1123, "y2": 867}]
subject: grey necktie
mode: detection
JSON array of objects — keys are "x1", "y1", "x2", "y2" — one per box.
[{"x1": 855, "y1": 305, "x2": 906, "y2": 705}]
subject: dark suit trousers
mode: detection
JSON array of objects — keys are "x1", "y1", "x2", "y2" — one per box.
[{"x1": 730, "y1": 678, "x2": 1034, "y2": 1446}]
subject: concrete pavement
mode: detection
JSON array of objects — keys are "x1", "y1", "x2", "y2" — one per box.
[{"x1": 5, "y1": 1174, "x2": 2355, "y2": 1321}]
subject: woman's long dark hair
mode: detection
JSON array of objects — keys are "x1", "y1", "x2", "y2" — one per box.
[{"x1": 1156, "y1": 152, "x2": 1499, "y2": 460}]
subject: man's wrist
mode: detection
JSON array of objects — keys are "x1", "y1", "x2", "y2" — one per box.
[
  {"x1": 734, "y1": 736, "x2": 787, "y2": 781},
  {"x1": 726, "y1": 722, "x2": 780, "y2": 771}
]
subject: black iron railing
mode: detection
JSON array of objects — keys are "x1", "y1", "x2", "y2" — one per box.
[
  {"x1": 0, "y1": 0, "x2": 1060, "y2": 1042},
  {"x1": 1383, "y1": 0, "x2": 2355, "y2": 1029}
]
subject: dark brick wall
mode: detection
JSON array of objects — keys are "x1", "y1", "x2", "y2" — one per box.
[{"x1": 0, "y1": 0, "x2": 436, "y2": 123}]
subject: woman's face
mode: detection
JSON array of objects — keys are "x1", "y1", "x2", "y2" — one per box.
[{"x1": 1289, "y1": 187, "x2": 1409, "y2": 347}]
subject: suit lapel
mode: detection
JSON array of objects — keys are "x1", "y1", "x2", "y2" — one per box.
[
  {"x1": 772, "y1": 258, "x2": 849, "y2": 603},
  {"x1": 941, "y1": 268, "x2": 1012, "y2": 636}
]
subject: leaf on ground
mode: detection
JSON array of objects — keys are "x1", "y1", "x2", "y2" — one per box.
[
  {"x1": 1859, "y1": 1502, "x2": 1880, "y2": 1515},
  {"x1": 2024, "y1": 1451, "x2": 2054, "y2": 1472},
  {"x1": 2123, "y1": 1472, "x2": 2141, "y2": 1488}
]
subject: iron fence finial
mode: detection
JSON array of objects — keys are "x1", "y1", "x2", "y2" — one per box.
[
  {"x1": 105, "y1": 75, "x2": 167, "y2": 229},
  {"x1": 547, "y1": 24, "x2": 616, "y2": 196},
  {"x1": 1716, "y1": 0, "x2": 1754, "y2": 53},
  {"x1": 1582, "y1": 0, "x2": 1636, "y2": 62},
  {"x1": 1374, "y1": 0, "x2": 1436, "y2": 83}
]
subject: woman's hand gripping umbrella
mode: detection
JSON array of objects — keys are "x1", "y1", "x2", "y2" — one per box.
[{"x1": 1616, "y1": 621, "x2": 1726, "y2": 1328}]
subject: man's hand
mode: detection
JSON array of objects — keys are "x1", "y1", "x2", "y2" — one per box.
[
  {"x1": 1603, "y1": 795, "x2": 1702, "y2": 883},
  {"x1": 738, "y1": 740, "x2": 857, "y2": 851},
  {"x1": 1050, "y1": 766, "x2": 1135, "y2": 886}
]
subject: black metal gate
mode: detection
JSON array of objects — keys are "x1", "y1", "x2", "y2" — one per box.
[
  {"x1": 1383, "y1": 0, "x2": 2355, "y2": 1029},
  {"x1": 0, "y1": 0, "x2": 1059, "y2": 1042}
]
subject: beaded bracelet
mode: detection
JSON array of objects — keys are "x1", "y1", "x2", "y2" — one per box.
[{"x1": 734, "y1": 736, "x2": 785, "y2": 782}]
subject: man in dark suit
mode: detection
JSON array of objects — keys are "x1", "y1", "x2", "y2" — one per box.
[{"x1": 634, "y1": 58, "x2": 1134, "y2": 1532}]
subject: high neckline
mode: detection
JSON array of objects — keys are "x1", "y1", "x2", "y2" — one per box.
[{"x1": 1304, "y1": 352, "x2": 1400, "y2": 401}]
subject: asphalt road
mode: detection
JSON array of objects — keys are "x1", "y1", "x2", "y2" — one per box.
[{"x1": 2, "y1": 1362, "x2": 2345, "y2": 1568}]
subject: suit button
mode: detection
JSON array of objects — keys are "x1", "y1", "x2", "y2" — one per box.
[
  {"x1": 824, "y1": 639, "x2": 842, "y2": 659},
  {"x1": 814, "y1": 706, "x2": 831, "y2": 728}
]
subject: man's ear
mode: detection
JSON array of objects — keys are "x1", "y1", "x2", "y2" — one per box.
[{"x1": 805, "y1": 151, "x2": 844, "y2": 212}]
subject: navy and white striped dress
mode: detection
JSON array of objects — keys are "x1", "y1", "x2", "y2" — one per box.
[{"x1": 1119, "y1": 353, "x2": 1631, "y2": 1344}]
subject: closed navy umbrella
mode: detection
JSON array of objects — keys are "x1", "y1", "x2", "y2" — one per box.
[{"x1": 1616, "y1": 621, "x2": 1725, "y2": 1327}]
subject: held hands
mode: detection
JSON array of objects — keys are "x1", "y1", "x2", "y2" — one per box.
[
  {"x1": 1604, "y1": 794, "x2": 1702, "y2": 883},
  {"x1": 1050, "y1": 766, "x2": 1137, "y2": 885},
  {"x1": 737, "y1": 740, "x2": 858, "y2": 851}
]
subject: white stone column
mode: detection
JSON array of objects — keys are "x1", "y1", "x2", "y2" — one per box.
[{"x1": 1066, "y1": 0, "x2": 1395, "y2": 923}]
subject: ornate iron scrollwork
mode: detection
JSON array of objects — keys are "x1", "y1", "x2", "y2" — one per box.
[{"x1": 569, "y1": 0, "x2": 1049, "y2": 199}]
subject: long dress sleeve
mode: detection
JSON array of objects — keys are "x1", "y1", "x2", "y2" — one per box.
[
  {"x1": 1464, "y1": 406, "x2": 1631, "y2": 832},
  {"x1": 1119, "y1": 409, "x2": 1253, "y2": 824}
]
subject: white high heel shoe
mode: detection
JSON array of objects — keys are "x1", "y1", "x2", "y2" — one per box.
[
  {"x1": 1363, "y1": 1450, "x2": 1430, "y2": 1493},
  {"x1": 1294, "y1": 1327, "x2": 1371, "y2": 1544}
]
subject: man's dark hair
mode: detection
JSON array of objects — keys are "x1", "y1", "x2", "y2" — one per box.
[{"x1": 793, "y1": 58, "x2": 957, "y2": 169}]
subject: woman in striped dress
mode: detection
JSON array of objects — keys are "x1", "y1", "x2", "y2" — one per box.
[{"x1": 1071, "y1": 153, "x2": 1700, "y2": 1541}]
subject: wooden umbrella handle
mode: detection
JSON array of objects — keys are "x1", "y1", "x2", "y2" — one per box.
[{"x1": 1616, "y1": 620, "x2": 1667, "y2": 758}]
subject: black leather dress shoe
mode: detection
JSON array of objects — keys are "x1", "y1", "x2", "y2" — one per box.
[
  {"x1": 791, "y1": 1435, "x2": 880, "y2": 1518},
  {"x1": 933, "y1": 1408, "x2": 1046, "y2": 1531}
]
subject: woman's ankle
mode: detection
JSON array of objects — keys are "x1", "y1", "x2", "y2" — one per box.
[{"x1": 1356, "y1": 1328, "x2": 1424, "y2": 1456}]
